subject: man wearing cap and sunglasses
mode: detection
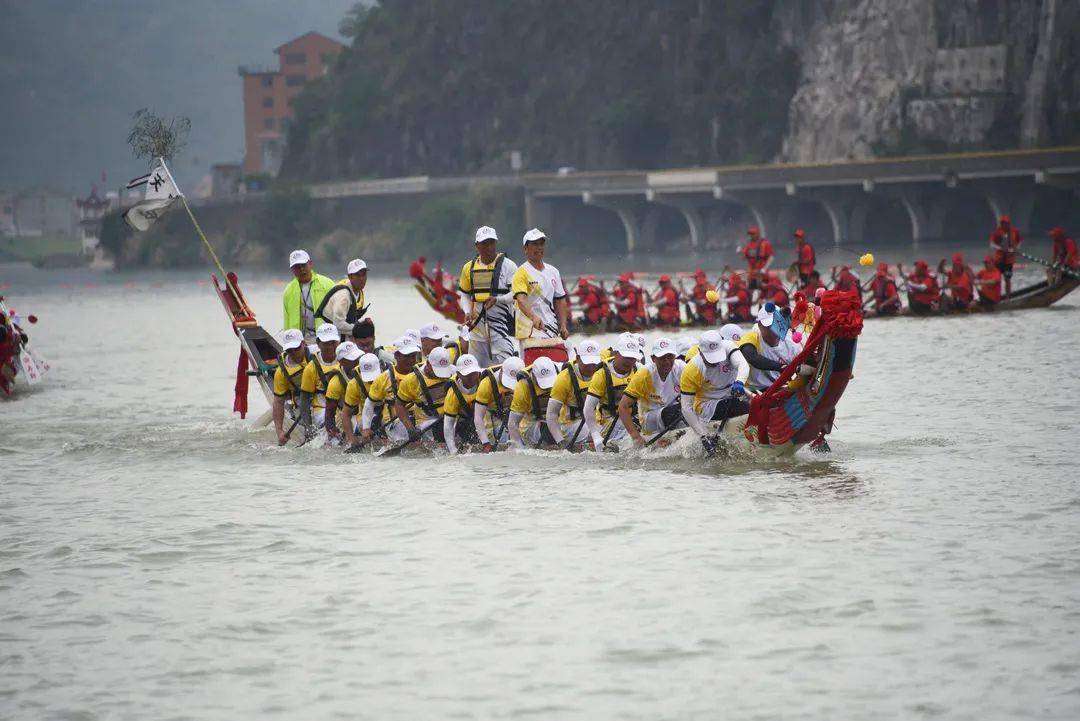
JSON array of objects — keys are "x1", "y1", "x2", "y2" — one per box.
[
  {"x1": 315, "y1": 258, "x2": 370, "y2": 336},
  {"x1": 342, "y1": 352, "x2": 383, "y2": 450},
  {"x1": 620, "y1": 336, "x2": 685, "y2": 447},
  {"x1": 679, "y1": 329, "x2": 750, "y2": 453},
  {"x1": 442, "y1": 353, "x2": 484, "y2": 454},
  {"x1": 283, "y1": 249, "x2": 335, "y2": 340},
  {"x1": 507, "y1": 356, "x2": 560, "y2": 448},
  {"x1": 360, "y1": 335, "x2": 421, "y2": 443},
  {"x1": 473, "y1": 356, "x2": 525, "y2": 452},
  {"x1": 458, "y1": 226, "x2": 519, "y2": 367},
  {"x1": 393, "y1": 346, "x2": 456, "y2": 443},
  {"x1": 272, "y1": 328, "x2": 309, "y2": 445},
  {"x1": 583, "y1": 336, "x2": 640, "y2": 450},
  {"x1": 298, "y1": 322, "x2": 341, "y2": 435},
  {"x1": 545, "y1": 339, "x2": 603, "y2": 447},
  {"x1": 323, "y1": 341, "x2": 364, "y2": 442}
]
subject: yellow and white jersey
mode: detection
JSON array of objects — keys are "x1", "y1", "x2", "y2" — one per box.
[
  {"x1": 679, "y1": 348, "x2": 742, "y2": 413},
  {"x1": 623, "y1": 360, "x2": 684, "y2": 414}
]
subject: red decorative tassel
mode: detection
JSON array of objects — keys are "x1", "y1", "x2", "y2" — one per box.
[{"x1": 233, "y1": 347, "x2": 249, "y2": 418}]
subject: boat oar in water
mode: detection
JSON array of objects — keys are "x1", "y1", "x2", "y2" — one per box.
[
  {"x1": 644, "y1": 417, "x2": 683, "y2": 447},
  {"x1": 374, "y1": 427, "x2": 424, "y2": 458}
]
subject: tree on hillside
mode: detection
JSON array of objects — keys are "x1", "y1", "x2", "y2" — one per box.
[{"x1": 281, "y1": 0, "x2": 798, "y2": 181}]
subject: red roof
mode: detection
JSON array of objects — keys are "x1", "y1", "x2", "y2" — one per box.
[{"x1": 274, "y1": 31, "x2": 345, "y2": 54}]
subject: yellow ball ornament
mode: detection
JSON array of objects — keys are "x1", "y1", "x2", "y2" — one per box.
[
  {"x1": 859, "y1": 253, "x2": 874, "y2": 267},
  {"x1": 705, "y1": 289, "x2": 720, "y2": 303}
]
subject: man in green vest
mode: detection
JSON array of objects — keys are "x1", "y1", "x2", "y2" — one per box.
[{"x1": 283, "y1": 249, "x2": 335, "y2": 339}]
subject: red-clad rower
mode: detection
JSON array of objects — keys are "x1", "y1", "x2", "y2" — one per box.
[
  {"x1": 651, "y1": 274, "x2": 682, "y2": 326},
  {"x1": 869, "y1": 263, "x2": 901, "y2": 315},
  {"x1": 976, "y1": 255, "x2": 1002, "y2": 306},
  {"x1": 833, "y1": 265, "x2": 863, "y2": 300},
  {"x1": 689, "y1": 268, "x2": 717, "y2": 325},
  {"x1": 612, "y1": 273, "x2": 645, "y2": 327},
  {"x1": 722, "y1": 272, "x2": 753, "y2": 323},
  {"x1": 761, "y1": 272, "x2": 789, "y2": 308},
  {"x1": 1049, "y1": 226, "x2": 1079, "y2": 282},
  {"x1": 741, "y1": 225, "x2": 773, "y2": 292},
  {"x1": 801, "y1": 270, "x2": 827, "y2": 299},
  {"x1": 575, "y1": 276, "x2": 610, "y2": 326},
  {"x1": 944, "y1": 252, "x2": 975, "y2": 310},
  {"x1": 989, "y1": 215, "x2": 1022, "y2": 295},
  {"x1": 906, "y1": 259, "x2": 941, "y2": 314},
  {"x1": 794, "y1": 228, "x2": 816, "y2": 285}
]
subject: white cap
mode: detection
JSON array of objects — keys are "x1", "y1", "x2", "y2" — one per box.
[
  {"x1": 575, "y1": 339, "x2": 602, "y2": 365},
  {"x1": 335, "y1": 340, "x2": 362, "y2": 362},
  {"x1": 403, "y1": 328, "x2": 421, "y2": 345},
  {"x1": 614, "y1": 337, "x2": 640, "y2": 360},
  {"x1": 316, "y1": 323, "x2": 340, "y2": 343},
  {"x1": 651, "y1": 337, "x2": 676, "y2": 357},
  {"x1": 718, "y1": 323, "x2": 743, "y2": 343},
  {"x1": 699, "y1": 330, "x2": 727, "y2": 364},
  {"x1": 289, "y1": 249, "x2": 310, "y2": 267},
  {"x1": 420, "y1": 322, "x2": 443, "y2": 340},
  {"x1": 616, "y1": 333, "x2": 642, "y2": 359},
  {"x1": 455, "y1": 354, "x2": 481, "y2": 376},
  {"x1": 281, "y1": 328, "x2": 304, "y2": 351},
  {"x1": 499, "y1": 356, "x2": 525, "y2": 390},
  {"x1": 428, "y1": 347, "x2": 455, "y2": 378},
  {"x1": 634, "y1": 333, "x2": 647, "y2": 349},
  {"x1": 346, "y1": 258, "x2": 367, "y2": 274},
  {"x1": 756, "y1": 304, "x2": 777, "y2": 327},
  {"x1": 530, "y1": 356, "x2": 558, "y2": 390},
  {"x1": 475, "y1": 226, "x2": 498, "y2": 243},
  {"x1": 522, "y1": 228, "x2": 547, "y2": 245},
  {"x1": 394, "y1": 336, "x2": 421, "y2": 356},
  {"x1": 358, "y1": 353, "x2": 382, "y2": 382},
  {"x1": 675, "y1": 337, "x2": 695, "y2": 356}
]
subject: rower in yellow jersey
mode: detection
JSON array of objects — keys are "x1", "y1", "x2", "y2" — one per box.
[
  {"x1": 442, "y1": 354, "x2": 483, "y2": 454},
  {"x1": 419, "y1": 322, "x2": 461, "y2": 364},
  {"x1": 545, "y1": 339, "x2": 602, "y2": 448},
  {"x1": 360, "y1": 336, "x2": 420, "y2": 443},
  {"x1": 323, "y1": 341, "x2": 362, "y2": 443},
  {"x1": 508, "y1": 356, "x2": 559, "y2": 448},
  {"x1": 342, "y1": 353, "x2": 383, "y2": 451},
  {"x1": 298, "y1": 323, "x2": 341, "y2": 436},
  {"x1": 393, "y1": 346, "x2": 455, "y2": 442},
  {"x1": 272, "y1": 328, "x2": 309, "y2": 445},
  {"x1": 679, "y1": 330, "x2": 750, "y2": 455},
  {"x1": 583, "y1": 336, "x2": 640, "y2": 449},
  {"x1": 473, "y1": 356, "x2": 525, "y2": 452},
  {"x1": 619, "y1": 336, "x2": 684, "y2": 447}
]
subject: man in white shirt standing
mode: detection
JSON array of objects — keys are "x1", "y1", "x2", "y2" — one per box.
[{"x1": 511, "y1": 228, "x2": 570, "y2": 342}]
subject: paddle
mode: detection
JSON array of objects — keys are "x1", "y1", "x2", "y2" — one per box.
[
  {"x1": 1017, "y1": 249, "x2": 1080, "y2": 280},
  {"x1": 644, "y1": 417, "x2": 683, "y2": 447},
  {"x1": 375, "y1": 430, "x2": 422, "y2": 458}
]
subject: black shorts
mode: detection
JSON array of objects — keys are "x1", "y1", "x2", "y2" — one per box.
[
  {"x1": 707, "y1": 398, "x2": 750, "y2": 421},
  {"x1": 908, "y1": 299, "x2": 934, "y2": 315},
  {"x1": 749, "y1": 278, "x2": 762, "y2": 291},
  {"x1": 996, "y1": 260, "x2": 1013, "y2": 279},
  {"x1": 799, "y1": 273, "x2": 810, "y2": 286}
]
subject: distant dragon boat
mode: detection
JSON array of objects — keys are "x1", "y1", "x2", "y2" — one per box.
[
  {"x1": 0, "y1": 296, "x2": 49, "y2": 397},
  {"x1": 411, "y1": 265, "x2": 1079, "y2": 333}
]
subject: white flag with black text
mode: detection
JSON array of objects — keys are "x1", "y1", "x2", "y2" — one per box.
[{"x1": 124, "y1": 157, "x2": 183, "y2": 232}]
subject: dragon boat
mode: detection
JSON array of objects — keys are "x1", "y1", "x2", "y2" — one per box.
[{"x1": 0, "y1": 296, "x2": 49, "y2": 396}]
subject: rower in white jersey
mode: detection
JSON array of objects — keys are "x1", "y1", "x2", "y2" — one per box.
[{"x1": 619, "y1": 336, "x2": 685, "y2": 446}]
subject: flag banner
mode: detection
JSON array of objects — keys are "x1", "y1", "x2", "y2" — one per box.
[{"x1": 124, "y1": 157, "x2": 183, "y2": 231}]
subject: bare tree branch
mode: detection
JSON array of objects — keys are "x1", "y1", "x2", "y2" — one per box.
[{"x1": 127, "y1": 108, "x2": 191, "y2": 162}]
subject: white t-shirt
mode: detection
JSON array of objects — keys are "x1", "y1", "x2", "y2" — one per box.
[{"x1": 511, "y1": 261, "x2": 567, "y2": 339}]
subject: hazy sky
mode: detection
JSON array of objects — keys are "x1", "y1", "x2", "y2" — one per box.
[{"x1": 0, "y1": 0, "x2": 357, "y2": 195}]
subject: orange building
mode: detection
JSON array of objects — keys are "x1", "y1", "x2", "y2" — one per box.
[{"x1": 239, "y1": 31, "x2": 345, "y2": 176}]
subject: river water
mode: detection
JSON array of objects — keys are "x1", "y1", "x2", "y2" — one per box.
[{"x1": 2, "y1": 258, "x2": 1079, "y2": 720}]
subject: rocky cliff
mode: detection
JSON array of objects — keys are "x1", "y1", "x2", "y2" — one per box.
[{"x1": 780, "y1": 0, "x2": 1080, "y2": 161}]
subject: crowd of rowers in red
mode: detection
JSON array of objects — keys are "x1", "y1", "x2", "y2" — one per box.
[{"x1": 412, "y1": 217, "x2": 1078, "y2": 329}]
